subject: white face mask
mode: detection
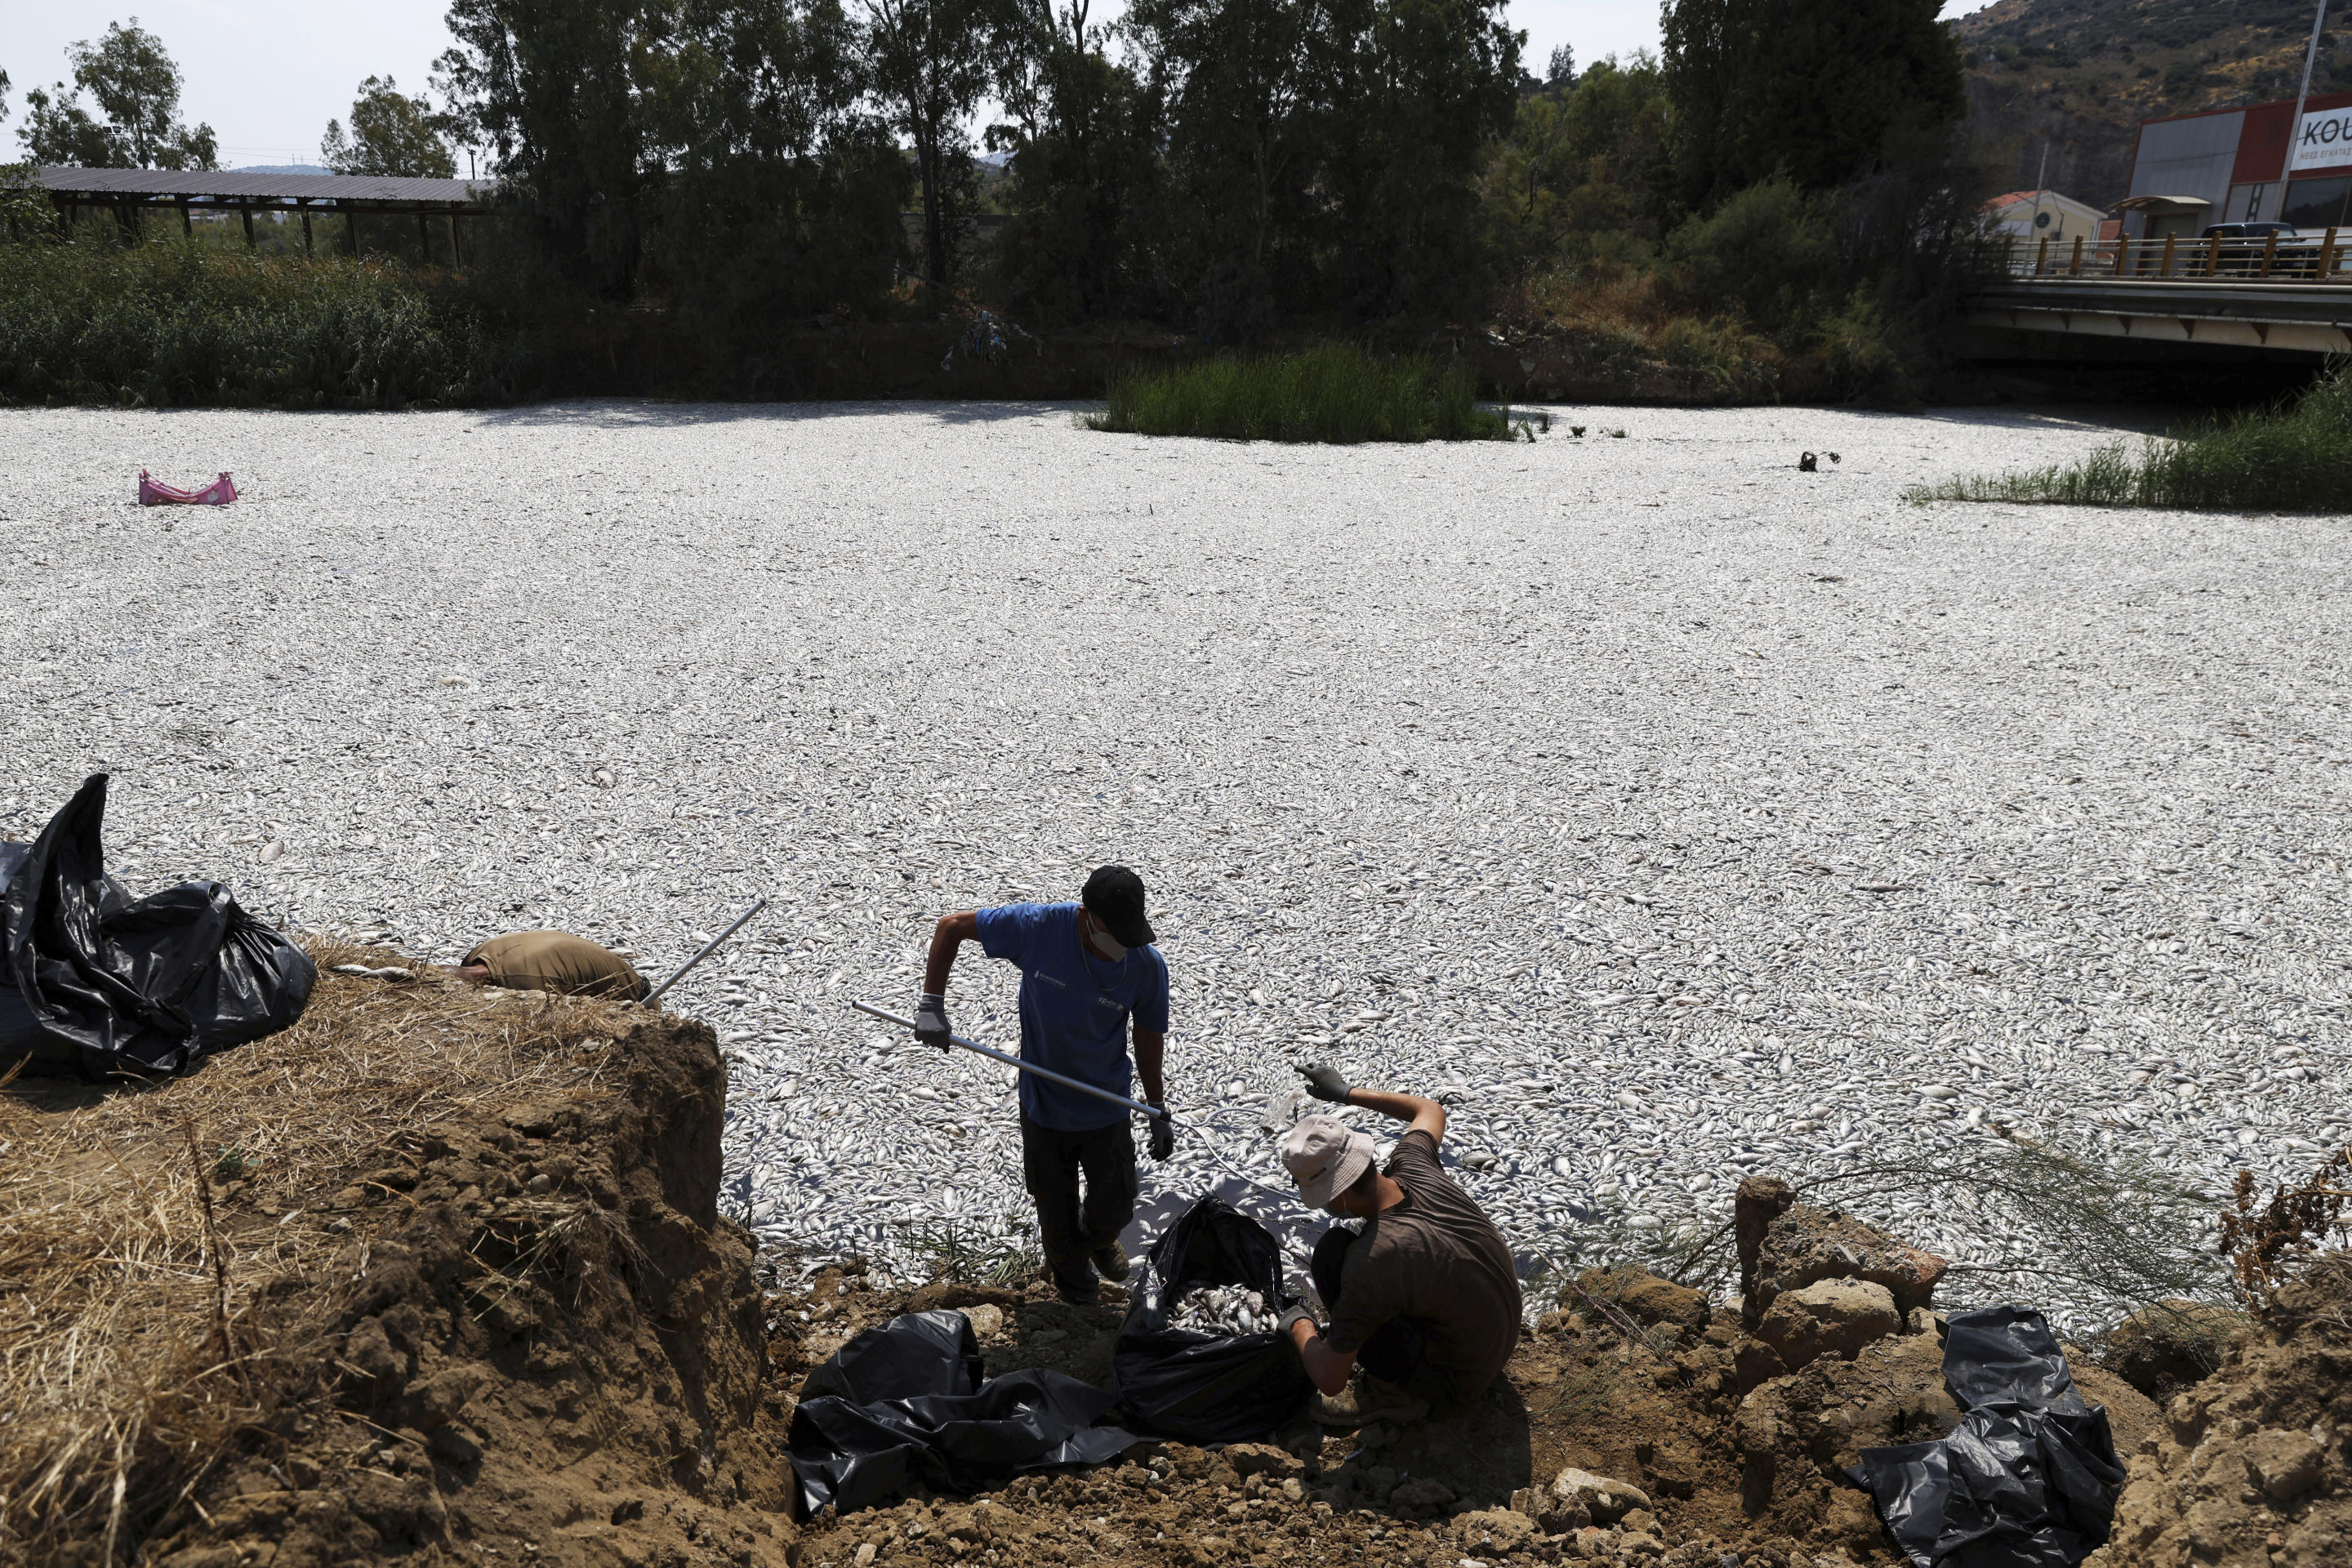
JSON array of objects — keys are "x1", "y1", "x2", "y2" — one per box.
[{"x1": 1086, "y1": 920, "x2": 1126, "y2": 961}]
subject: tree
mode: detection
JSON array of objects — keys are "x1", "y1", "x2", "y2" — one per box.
[
  {"x1": 322, "y1": 76, "x2": 457, "y2": 177},
  {"x1": 1126, "y1": 0, "x2": 1319, "y2": 339},
  {"x1": 1547, "y1": 43, "x2": 1575, "y2": 87},
  {"x1": 437, "y1": 0, "x2": 648, "y2": 297},
  {"x1": 1315, "y1": 0, "x2": 1521, "y2": 318},
  {"x1": 1661, "y1": 0, "x2": 1962, "y2": 208},
  {"x1": 861, "y1": 0, "x2": 992, "y2": 288},
  {"x1": 16, "y1": 20, "x2": 217, "y2": 169},
  {"x1": 986, "y1": 0, "x2": 1165, "y2": 321}
]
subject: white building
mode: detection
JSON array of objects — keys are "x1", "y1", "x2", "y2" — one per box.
[{"x1": 1980, "y1": 189, "x2": 2109, "y2": 243}]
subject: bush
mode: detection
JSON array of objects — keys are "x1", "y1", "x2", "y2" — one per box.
[
  {"x1": 1908, "y1": 364, "x2": 2352, "y2": 511},
  {"x1": 1085, "y1": 342, "x2": 1515, "y2": 443},
  {"x1": 0, "y1": 238, "x2": 515, "y2": 408},
  {"x1": 1661, "y1": 179, "x2": 1838, "y2": 335}
]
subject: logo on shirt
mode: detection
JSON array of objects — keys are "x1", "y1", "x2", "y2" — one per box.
[
  {"x1": 1034, "y1": 972, "x2": 1069, "y2": 991},
  {"x1": 1094, "y1": 994, "x2": 1125, "y2": 1013}
]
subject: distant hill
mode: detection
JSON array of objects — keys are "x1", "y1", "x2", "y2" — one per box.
[
  {"x1": 229, "y1": 163, "x2": 331, "y2": 176},
  {"x1": 1956, "y1": 0, "x2": 2350, "y2": 206}
]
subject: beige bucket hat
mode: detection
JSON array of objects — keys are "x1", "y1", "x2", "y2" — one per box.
[{"x1": 1280, "y1": 1115, "x2": 1376, "y2": 1209}]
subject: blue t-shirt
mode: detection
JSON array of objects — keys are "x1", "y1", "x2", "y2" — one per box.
[{"x1": 975, "y1": 902, "x2": 1169, "y2": 1131}]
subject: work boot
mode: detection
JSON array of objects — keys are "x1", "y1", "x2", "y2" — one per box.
[
  {"x1": 1089, "y1": 1239, "x2": 1131, "y2": 1283},
  {"x1": 1312, "y1": 1377, "x2": 1428, "y2": 1429},
  {"x1": 1046, "y1": 1258, "x2": 1099, "y2": 1305}
]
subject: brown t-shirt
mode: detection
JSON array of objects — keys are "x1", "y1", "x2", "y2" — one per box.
[
  {"x1": 464, "y1": 932, "x2": 644, "y2": 1000},
  {"x1": 1325, "y1": 1129, "x2": 1522, "y2": 1399}
]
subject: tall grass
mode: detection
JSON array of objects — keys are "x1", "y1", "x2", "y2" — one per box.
[
  {"x1": 1085, "y1": 342, "x2": 1516, "y2": 442},
  {"x1": 1907, "y1": 365, "x2": 2352, "y2": 512},
  {"x1": 0, "y1": 239, "x2": 523, "y2": 408}
]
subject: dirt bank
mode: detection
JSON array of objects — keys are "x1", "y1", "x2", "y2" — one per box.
[
  {"x1": 0, "y1": 947, "x2": 792, "y2": 1568},
  {"x1": 2087, "y1": 1259, "x2": 2352, "y2": 1568}
]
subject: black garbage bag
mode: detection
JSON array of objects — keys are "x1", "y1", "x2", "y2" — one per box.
[
  {"x1": 1851, "y1": 1305, "x2": 2127, "y2": 1568},
  {"x1": 787, "y1": 1310, "x2": 1138, "y2": 1518},
  {"x1": 1, "y1": 775, "x2": 315, "y2": 1080},
  {"x1": 1111, "y1": 1195, "x2": 1314, "y2": 1442}
]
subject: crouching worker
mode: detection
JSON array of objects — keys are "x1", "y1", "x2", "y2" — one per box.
[
  {"x1": 447, "y1": 931, "x2": 646, "y2": 1000},
  {"x1": 1277, "y1": 1064, "x2": 1521, "y2": 1423}
]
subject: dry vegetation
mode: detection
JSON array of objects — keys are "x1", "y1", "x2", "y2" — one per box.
[{"x1": 0, "y1": 940, "x2": 640, "y2": 1562}]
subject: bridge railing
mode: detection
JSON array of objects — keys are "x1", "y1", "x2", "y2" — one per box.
[{"x1": 1997, "y1": 230, "x2": 2351, "y2": 283}]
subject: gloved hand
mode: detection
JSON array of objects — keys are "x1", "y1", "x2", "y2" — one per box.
[
  {"x1": 913, "y1": 992, "x2": 951, "y2": 1050},
  {"x1": 1147, "y1": 1103, "x2": 1176, "y2": 1161},
  {"x1": 1298, "y1": 1062, "x2": 1353, "y2": 1104},
  {"x1": 1278, "y1": 1304, "x2": 1316, "y2": 1339}
]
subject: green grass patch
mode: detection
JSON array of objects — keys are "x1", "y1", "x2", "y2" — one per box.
[
  {"x1": 1085, "y1": 342, "x2": 1517, "y2": 443},
  {"x1": 1906, "y1": 366, "x2": 2352, "y2": 512},
  {"x1": 0, "y1": 238, "x2": 521, "y2": 408}
]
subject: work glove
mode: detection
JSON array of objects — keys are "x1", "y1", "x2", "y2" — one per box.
[
  {"x1": 1147, "y1": 1103, "x2": 1176, "y2": 1161},
  {"x1": 1298, "y1": 1062, "x2": 1353, "y2": 1104},
  {"x1": 1278, "y1": 1304, "x2": 1316, "y2": 1339},
  {"x1": 913, "y1": 992, "x2": 951, "y2": 1050}
]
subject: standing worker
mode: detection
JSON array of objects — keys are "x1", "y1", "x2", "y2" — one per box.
[
  {"x1": 915, "y1": 866, "x2": 1174, "y2": 1304},
  {"x1": 1276, "y1": 1063, "x2": 1522, "y2": 1423}
]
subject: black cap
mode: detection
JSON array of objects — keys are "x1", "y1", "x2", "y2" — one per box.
[{"x1": 1082, "y1": 865, "x2": 1156, "y2": 947}]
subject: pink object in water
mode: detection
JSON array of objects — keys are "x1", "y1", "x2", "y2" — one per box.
[{"x1": 138, "y1": 469, "x2": 238, "y2": 506}]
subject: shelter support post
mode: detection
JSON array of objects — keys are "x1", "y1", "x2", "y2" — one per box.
[
  {"x1": 301, "y1": 208, "x2": 314, "y2": 256},
  {"x1": 179, "y1": 202, "x2": 191, "y2": 238},
  {"x1": 241, "y1": 205, "x2": 256, "y2": 247},
  {"x1": 346, "y1": 207, "x2": 359, "y2": 256},
  {"x1": 449, "y1": 214, "x2": 462, "y2": 266},
  {"x1": 417, "y1": 211, "x2": 431, "y2": 264}
]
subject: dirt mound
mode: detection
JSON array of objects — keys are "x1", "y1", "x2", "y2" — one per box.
[
  {"x1": 2089, "y1": 1258, "x2": 2352, "y2": 1568},
  {"x1": 0, "y1": 946, "x2": 793, "y2": 1568}
]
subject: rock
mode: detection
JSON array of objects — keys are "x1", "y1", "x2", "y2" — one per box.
[
  {"x1": 401, "y1": 1361, "x2": 488, "y2": 1428},
  {"x1": 1575, "y1": 1265, "x2": 1711, "y2": 1335},
  {"x1": 2246, "y1": 1430, "x2": 2325, "y2": 1501},
  {"x1": 1735, "y1": 1177, "x2": 1949, "y2": 1330},
  {"x1": 2096, "y1": 1299, "x2": 2242, "y2": 1402},
  {"x1": 1756, "y1": 1279, "x2": 1901, "y2": 1370},
  {"x1": 964, "y1": 1303, "x2": 1004, "y2": 1339},
  {"x1": 1388, "y1": 1477, "x2": 1456, "y2": 1510},
  {"x1": 1509, "y1": 1484, "x2": 1589, "y2": 1533},
  {"x1": 1618, "y1": 1507, "x2": 1657, "y2": 1534},
  {"x1": 1452, "y1": 1508, "x2": 1541, "y2": 1557},
  {"x1": 1223, "y1": 1443, "x2": 1305, "y2": 1480},
  {"x1": 1551, "y1": 1467, "x2": 1650, "y2": 1524}
]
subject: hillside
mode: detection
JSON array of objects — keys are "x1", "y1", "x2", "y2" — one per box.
[{"x1": 1957, "y1": 0, "x2": 2350, "y2": 205}]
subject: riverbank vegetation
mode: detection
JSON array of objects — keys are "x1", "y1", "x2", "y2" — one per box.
[
  {"x1": 1085, "y1": 345, "x2": 1516, "y2": 443},
  {"x1": 1906, "y1": 365, "x2": 2352, "y2": 511},
  {"x1": 2, "y1": 0, "x2": 1987, "y2": 409}
]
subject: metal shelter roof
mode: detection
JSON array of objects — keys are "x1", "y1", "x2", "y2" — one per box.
[{"x1": 34, "y1": 166, "x2": 495, "y2": 205}]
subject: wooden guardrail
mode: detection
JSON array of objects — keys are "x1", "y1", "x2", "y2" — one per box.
[{"x1": 2002, "y1": 230, "x2": 2352, "y2": 283}]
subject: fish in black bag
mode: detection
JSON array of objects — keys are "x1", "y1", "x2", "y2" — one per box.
[
  {"x1": 2, "y1": 774, "x2": 314, "y2": 1080},
  {"x1": 1112, "y1": 1195, "x2": 1314, "y2": 1442}
]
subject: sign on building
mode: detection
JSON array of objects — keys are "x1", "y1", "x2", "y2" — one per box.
[{"x1": 2290, "y1": 104, "x2": 2352, "y2": 172}]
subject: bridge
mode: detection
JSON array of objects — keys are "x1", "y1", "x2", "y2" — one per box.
[{"x1": 1966, "y1": 234, "x2": 2352, "y2": 360}]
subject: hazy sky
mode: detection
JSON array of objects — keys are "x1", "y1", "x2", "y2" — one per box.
[{"x1": 2, "y1": 0, "x2": 2001, "y2": 170}]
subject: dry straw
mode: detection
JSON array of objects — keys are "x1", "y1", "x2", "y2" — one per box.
[{"x1": 0, "y1": 938, "x2": 642, "y2": 1563}]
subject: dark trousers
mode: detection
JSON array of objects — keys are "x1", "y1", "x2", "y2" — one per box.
[
  {"x1": 1020, "y1": 1115, "x2": 1139, "y2": 1296},
  {"x1": 1312, "y1": 1226, "x2": 1452, "y2": 1405}
]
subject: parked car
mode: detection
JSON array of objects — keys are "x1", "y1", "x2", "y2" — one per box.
[{"x1": 2199, "y1": 221, "x2": 2325, "y2": 277}]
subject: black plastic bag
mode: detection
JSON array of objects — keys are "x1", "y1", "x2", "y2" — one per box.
[
  {"x1": 1111, "y1": 1195, "x2": 1314, "y2": 1442},
  {"x1": 1851, "y1": 1305, "x2": 2126, "y2": 1568},
  {"x1": 787, "y1": 1310, "x2": 1138, "y2": 1517},
  {"x1": 1, "y1": 775, "x2": 315, "y2": 1079},
  {"x1": 1942, "y1": 1304, "x2": 2087, "y2": 1415}
]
